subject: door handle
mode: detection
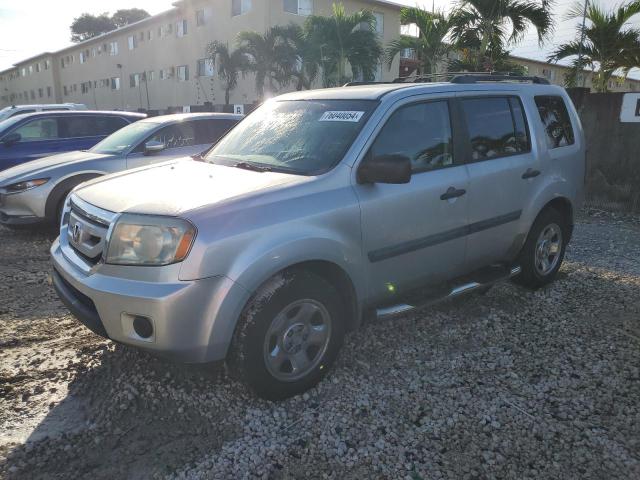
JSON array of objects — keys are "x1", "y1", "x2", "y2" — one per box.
[
  {"x1": 440, "y1": 186, "x2": 466, "y2": 200},
  {"x1": 522, "y1": 168, "x2": 541, "y2": 179}
]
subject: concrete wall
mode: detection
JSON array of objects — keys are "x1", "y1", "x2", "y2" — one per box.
[{"x1": 567, "y1": 89, "x2": 640, "y2": 211}]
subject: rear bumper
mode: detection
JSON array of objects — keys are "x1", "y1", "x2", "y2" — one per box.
[{"x1": 50, "y1": 238, "x2": 251, "y2": 363}]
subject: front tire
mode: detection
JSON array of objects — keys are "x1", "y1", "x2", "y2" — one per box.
[
  {"x1": 230, "y1": 270, "x2": 346, "y2": 400},
  {"x1": 514, "y1": 207, "x2": 569, "y2": 289}
]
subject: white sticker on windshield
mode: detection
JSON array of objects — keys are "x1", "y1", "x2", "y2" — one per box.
[{"x1": 319, "y1": 111, "x2": 365, "y2": 122}]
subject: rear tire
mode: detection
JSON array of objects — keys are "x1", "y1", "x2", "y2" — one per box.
[
  {"x1": 513, "y1": 207, "x2": 569, "y2": 289},
  {"x1": 229, "y1": 270, "x2": 345, "y2": 400}
]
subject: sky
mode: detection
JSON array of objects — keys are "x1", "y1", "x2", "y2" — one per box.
[{"x1": 0, "y1": 0, "x2": 638, "y2": 75}]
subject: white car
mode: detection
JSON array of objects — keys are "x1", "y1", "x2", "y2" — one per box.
[{"x1": 0, "y1": 103, "x2": 88, "y2": 122}]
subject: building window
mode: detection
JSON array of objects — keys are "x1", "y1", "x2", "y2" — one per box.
[
  {"x1": 146, "y1": 70, "x2": 155, "y2": 82},
  {"x1": 128, "y1": 35, "x2": 137, "y2": 50},
  {"x1": 374, "y1": 12, "x2": 384, "y2": 35},
  {"x1": 177, "y1": 19, "x2": 188, "y2": 37},
  {"x1": 35, "y1": 63, "x2": 41, "y2": 73},
  {"x1": 177, "y1": 65, "x2": 189, "y2": 81},
  {"x1": 138, "y1": 31, "x2": 145, "y2": 42},
  {"x1": 130, "y1": 73, "x2": 141, "y2": 88},
  {"x1": 63, "y1": 85, "x2": 68, "y2": 96},
  {"x1": 148, "y1": 30, "x2": 153, "y2": 40},
  {"x1": 47, "y1": 86, "x2": 52, "y2": 97},
  {"x1": 197, "y1": 58, "x2": 214, "y2": 77},
  {"x1": 111, "y1": 77, "x2": 121, "y2": 90},
  {"x1": 109, "y1": 41, "x2": 118, "y2": 56},
  {"x1": 196, "y1": 9, "x2": 206, "y2": 26},
  {"x1": 44, "y1": 60, "x2": 50, "y2": 70},
  {"x1": 79, "y1": 51, "x2": 86, "y2": 64},
  {"x1": 38, "y1": 88, "x2": 43, "y2": 98},
  {"x1": 21, "y1": 67, "x2": 26, "y2": 76},
  {"x1": 284, "y1": 0, "x2": 313, "y2": 15},
  {"x1": 81, "y1": 82, "x2": 90, "y2": 94},
  {"x1": 28, "y1": 65, "x2": 33, "y2": 74},
  {"x1": 30, "y1": 90, "x2": 35, "y2": 100},
  {"x1": 232, "y1": 0, "x2": 252, "y2": 16}
]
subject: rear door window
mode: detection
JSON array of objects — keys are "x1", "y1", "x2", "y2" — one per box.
[
  {"x1": 194, "y1": 119, "x2": 239, "y2": 145},
  {"x1": 534, "y1": 95, "x2": 575, "y2": 148},
  {"x1": 12, "y1": 117, "x2": 59, "y2": 140},
  {"x1": 93, "y1": 116, "x2": 129, "y2": 136},
  {"x1": 461, "y1": 96, "x2": 530, "y2": 161}
]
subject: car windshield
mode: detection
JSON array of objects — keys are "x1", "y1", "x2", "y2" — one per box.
[
  {"x1": 89, "y1": 121, "x2": 159, "y2": 155},
  {"x1": 205, "y1": 99, "x2": 376, "y2": 175}
]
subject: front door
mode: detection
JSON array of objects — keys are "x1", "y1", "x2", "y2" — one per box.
[
  {"x1": 126, "y1": 120, "x2": 208, "y2": 168},
  {"x1": 354, "y1": 98, "x2": 470, "y2": 303},
  {"x1": 457, "y1": 94, "x2": 541, "y2": 270}
]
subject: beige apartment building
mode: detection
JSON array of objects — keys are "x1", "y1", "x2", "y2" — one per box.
[{"x1": 0, "y1": 0, "x2": 402, "y2": 112}]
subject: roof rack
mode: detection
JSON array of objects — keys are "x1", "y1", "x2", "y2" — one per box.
[
  {"x1": 450, "y1": 73, "x2": 550, "y2": 85},
  {"x1": 343, "y1": 72, "x2": 551, "y2": 88}
]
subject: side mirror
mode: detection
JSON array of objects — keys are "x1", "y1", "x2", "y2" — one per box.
[
  {"x1": 144, "y1": 140, "x2": 165, "y2": 155},
  {"x1": 357, "y1": 154, "x2": 412, "y2": 184},
  {"x1": 2, "y1": 132, "x2": 21, "y2": 147}
]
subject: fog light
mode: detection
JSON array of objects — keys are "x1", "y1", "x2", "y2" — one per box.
[{"x1": 132, "y1": 315, "x2": 153, "y2": 339}]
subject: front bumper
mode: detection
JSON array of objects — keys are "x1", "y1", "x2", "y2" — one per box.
[
  {"x1": 0, "y1": 189, "x2": 48, "y2": 226},
  {"x1": 50, "y1": 238, "x2": 250, "y2": 363}
]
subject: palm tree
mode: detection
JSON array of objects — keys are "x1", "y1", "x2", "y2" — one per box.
[
  {"x1": 385, "y1": 7, "x2": 453, "y2": 79},
  {"x1": 549, "y1": 1, "x2": 640, "y2": 92},
  {"x1": 450, "y1": 0, "x2": 554, "y2": 68},
  {"x1": 207, "y1": 41, "x2": 248, "y2": 105},
  {"x1": 275, "y1": 23, "x2": 320, "y2": 91},
  {"x1": 305, "y1": 3, "x2": 383, "y2": 86},
  {"x1": 237, "y1": 28, "x2": 294, "y2": 100}
]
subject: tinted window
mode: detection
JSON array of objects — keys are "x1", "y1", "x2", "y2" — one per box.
[
  {"x1": 94, "y1": 116, "x2": 129, "y2": 136},
  {"x1": 534, "y1": 95, "x2": 575, "y2": 148},
  {"x1": 147, "y1": 122, "x2": 196, "y2": 149},
  {"x1": 194, "y1": 119, "x2": 238, "y2": 144},
  {"x1": 462, "y1": 97, "x2": 530, "y2": 161},
  {"x1": 13, "y1": 118, "x2": 59, "y2": 140},
  {"x1": 370, "y1": 101, "x2": 454, "y2": 173}
]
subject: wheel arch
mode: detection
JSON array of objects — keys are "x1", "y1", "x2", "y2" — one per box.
[{"x1": 44, "y1": 172, "x2": 104, "y2": 222}]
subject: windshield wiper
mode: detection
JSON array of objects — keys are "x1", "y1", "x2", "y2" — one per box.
[{"x1": 232, "y1": 162, "x2": 272, "y2": 173}]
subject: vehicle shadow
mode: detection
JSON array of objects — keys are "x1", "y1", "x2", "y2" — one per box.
[{"x1": 1, "y1": 342, "x2": 250, "y2": 479}]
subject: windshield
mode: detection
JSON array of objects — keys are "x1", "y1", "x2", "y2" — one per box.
[
  {"x1": 90, "y1": 121, "x2": 159, "y2": 155},
  {"x1": 0, "y1": 114, "x2": 31, "y2": 134},
  {"x1": 205, "y1": 99, "x2": 376, "y2": 175}
]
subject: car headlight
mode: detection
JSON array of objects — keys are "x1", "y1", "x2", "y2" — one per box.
[
  {"x1": 6, "y1": 178, "x2": 49, "y2": 193},
  {"x1": 105, "y1": 214, "x2": 196, "y2": 266}
]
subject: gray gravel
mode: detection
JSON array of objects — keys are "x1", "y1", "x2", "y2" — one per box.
[{"x1": 1, "y1": 209, "x2": 639, "y2": 479}]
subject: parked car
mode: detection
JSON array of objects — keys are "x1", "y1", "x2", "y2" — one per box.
[
  {"x1": 51, "y1": 77, "x2": 585, "y2": 400},
  {"x1": 0, "y1": 103, "x2": 88, "y2": 122},
  {"x1": 0, "y1": 113, "x2": 242, "y2": 227},
  {"x1": 0, "y1": 110, "x2": 145, "y2": 171}
]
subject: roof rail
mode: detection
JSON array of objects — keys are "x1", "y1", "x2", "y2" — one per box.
[
  {"x1": 450, "y1": 74, "x2": 550, "y2": 85},
  {"x1": 343, "y1": 81, "x2": 394, "y2": 87}
]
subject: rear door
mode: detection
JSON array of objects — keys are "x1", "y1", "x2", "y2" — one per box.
[
  {"x1": 0, "y1": 115, "x2": 64, "y2": 170},
  {"x1": 457, "y1": 93, "x2": 541, "y2": 270},
  {"x1": 354, "y1": 97, "x2": 470, "y2": 302},
  {"x1": 57, "y1": 115, "x2": 129, "y2": 151}
]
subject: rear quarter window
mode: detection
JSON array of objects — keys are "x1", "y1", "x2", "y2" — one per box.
[{"x1": 534, "y1": 95, "x2": 575, "y2": 149}]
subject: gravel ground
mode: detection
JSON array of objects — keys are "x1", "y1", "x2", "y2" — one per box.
[{"x1": 0, "y1": 209, "x2": 639, "y2": 479}]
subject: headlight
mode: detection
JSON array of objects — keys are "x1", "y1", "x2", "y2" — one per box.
[
  {"x1": 105, "y1": 214, "x2": 196, "y2": 266},
  {"x1": 6, "y1": 178, "x2": 49, "y2": 193}
]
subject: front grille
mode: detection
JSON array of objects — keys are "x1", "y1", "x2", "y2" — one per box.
[{"x1": 67, "y1": 199, "x2": 111, "y2": 265}]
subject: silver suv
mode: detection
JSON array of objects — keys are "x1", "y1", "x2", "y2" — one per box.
[{"x1": 51, "y1": 77, "x2": 585, "y2": 399}]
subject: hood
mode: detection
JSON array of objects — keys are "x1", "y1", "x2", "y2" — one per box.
[
  {"x1": 74, "y1": 160, "x2": 309, "y2": 216},
  {"x1": 0, "y1": 150, "x2": 114, "y2": 185}
]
